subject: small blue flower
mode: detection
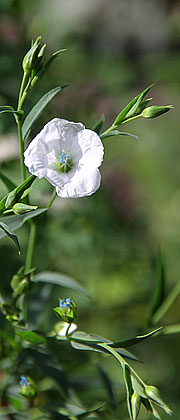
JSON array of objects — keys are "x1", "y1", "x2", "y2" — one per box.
[
  {"x1": 20, "y1": 376, "x2": 29, "y2": 387},
  {"x1": 59, "y1": 298, "x2": 72, "y2": 310}
]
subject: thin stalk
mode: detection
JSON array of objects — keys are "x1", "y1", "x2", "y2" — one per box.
[
  {"x1": 98, "y1": 343, "x2": 146, "y2": 387},
  {"x1": 16, "y1": 117, "x2": 26, "y2": 181},
  {"x1": 47, "y1": 188, "x2": 57, "y2": 208},
  {"x1": 24, "y1": 220, "x2": 36, "y2": 273},
  {"x1": 66, "y1": 323, "x2": 72, "y2": 340}
]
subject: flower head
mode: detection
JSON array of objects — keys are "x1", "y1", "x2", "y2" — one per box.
[
  {"x1": 20, "y1": 376, "x2": 29, "y2": 387},
  {"x1": 53, "y1": 297, "x2": 77, "y2": 323},
  {"x1": 24, "y1": 118, "x2": 104, "y2": 198}
]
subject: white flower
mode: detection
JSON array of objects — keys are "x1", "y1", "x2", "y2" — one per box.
[{"x1": 24, "y1": 118, "x2": 104, "y2": 198}]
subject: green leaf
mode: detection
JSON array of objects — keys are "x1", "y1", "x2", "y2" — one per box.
[
  {"x1": 123, "y1": 364, "x2": 133, "y2": 420},
  {"x1": 0, "y1": 208, "x2": 47, "y2": 239},
  {"x1": 0, "y1": 170, "x2": 16, "y2": 191},
  {"x1": 16, "y1": 330, "x2": 46, "y2": 344},
  {"x1": 101, "y1": 130, "x2": 140, "y2": 141},
  {"x1": 147, "y1": 248, "x2": 165, "y2": 325},
  {"x1": 162, "y1": 324, "x2": 180, "y2": 335},
  {"x1": 32, "y1": 271, "x2": 89, "y2": 296},
  {"x1": 114, "y1": 84, "x2": 154, "y2": 126},
  {"x1": 92, "y1": 115, "x2": 105, "y2": 134},
  {"x1": 22, "y1": 86, "x2": 67, "y2": 141},
  {"x1": 0, "y1": 174, "x2": 36, "y2": 213},
  {"x1": 151, "y1": 281, "x2": 180, "y2": 325},
  {"x1": 0, "y1": 221, "x2": 20, "y2": 254},
  {"x1": 109, "y1": 327, "x2": 162, "y2": 348}
]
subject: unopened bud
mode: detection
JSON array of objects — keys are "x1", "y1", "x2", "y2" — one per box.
[
  {"x1": 53, "y1": 297, "x2": 77, "y2": 323},
  {"x1": 145, "y1": 385, "x2": 173, "y2": 415},
  {"x1": 12, "y1": 203, "x2": 38, "y2": 215},
  {"x1": 142, "y1": 105, "x2": 173, "y2": 119},
  {"x1": 22, "y1": 36, "x2": 46, "y2": 75},
  {"x1": 131, "y1": 392, "x2": 141, "y2": 419}
]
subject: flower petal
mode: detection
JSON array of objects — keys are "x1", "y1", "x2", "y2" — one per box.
[{"x1": 56, "y1": 167, "x2": 101, "y2": 198}]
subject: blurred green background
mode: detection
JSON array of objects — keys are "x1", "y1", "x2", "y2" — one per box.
[{"x1": 0, "y1": 0, "x2": 180, "y2": 418}]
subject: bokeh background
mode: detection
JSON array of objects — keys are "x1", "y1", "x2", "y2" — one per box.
[{"x1": 0, "y1": 0, "x2": 180, "y2": 418}]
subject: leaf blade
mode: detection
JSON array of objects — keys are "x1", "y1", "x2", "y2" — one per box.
[
  {"x1": 22, "y1": 86, "x2": 67, "y2": 141},
  {"x1": 0, "y1": 221, "x2": 20, "y2": 254},
  {"x1": 32, "y1": 271, "x2": 89, "y2": 296}
]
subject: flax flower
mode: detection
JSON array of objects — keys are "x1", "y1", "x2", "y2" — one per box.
[{"x1": 24, "y1": 118, "x2": 104, "y2": 198}]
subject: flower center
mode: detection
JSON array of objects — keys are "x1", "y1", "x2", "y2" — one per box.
[{"x1": 58, "y1": 152, "x2": 73, "y2": 173}]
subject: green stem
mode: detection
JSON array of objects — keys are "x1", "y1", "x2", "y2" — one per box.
[
  {"x1": 16, "y1": 117, "x2": 26, "y2": 181},
  {"x1": 98, "y1": 343, "x2": 146, "y2": 387},
  {"x1": 47, "y1": 188, "x2": 57, "y2": 208},
  {"x1": 17, "y1": 72, "x2": 28, "y2": 108},
  {"x1": 24, "y1": 220, "x2": 36, "y2": 273},
  {"x1": 66, "y1": 323, "x2": 72, "y2": 340}
]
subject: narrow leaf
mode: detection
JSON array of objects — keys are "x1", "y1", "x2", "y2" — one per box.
[
  {"x1": 123, "y1": 364, "x2": 133, "y2": 420},
  {"x1": 0, "y1": 171, "x2": 16, "y2": 191},
  {"x1": 0, "y1": 222, "x2": 20, "y2": 254},
  {"x1": 16, "y1": 330, "x2": 45, "y2": 344},
  {"x1": 109, "y1": 327, "x2": 162, "y2": 348},
  {"x1": 22, "y1": 86, "x2": 67, "y2": 141},
  {"x1": 0, "y1": 208, "x2": 47, "y2": 239},
  {"x1": 101, "y1": 130, "x2": 140, "y2": 141},
  {"x1": 152, "y1": 281, "x2": 180, "y2": 325},
  {"x1": 32, "y1": 271, "x2": 88, "y2": 296},
  {"x1": 114, "y1": 84, "x2": 154, "y2": 126},
  {"x1": 147, "y1": 248, "x2": 165, "y2": 325},
  {"x1": 92, "y1": 115, "x2": 105, "y2": 134}
]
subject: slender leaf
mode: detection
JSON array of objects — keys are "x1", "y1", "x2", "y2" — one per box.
[
  {"x1": 101, "y1": 130, "x2": 140, "y2": 141},
  {"x1": 147, "y1": 248, "x2": 165, "y2": 325},
  {"x1": 16, "y1": 330, "x2": 46, "y2": 344},
  {"x1": 32, "y1": 271, "x2": 88, "y2": 296},
  {"x1": 114, "y1": 84, "x2": 154, "y2": 126},
  {"x1": 162, "y1": 324, "x2": 180, "y2": 335},
  {"x1": 71, "y1": 339, "x2": 139, "y2": 361},
  {"x1": 152, "y1": 281, "x2": 180, "y2": 325},
  {"x1": 0, "y1": 171, "x2": 16, "y2": 191},
  {"x1": 0, "y1": 222, "x2": 20, "y2": 254},
  {"x1": 0, "y1": 208, "x2": 47, "y2": 239},
  {"x1": 108, "y1": 327, "x2": 162, "y2": 348},
  {"x1": 92, "y1": 115, "x2": 105, "y2": 134},
  {"x1": 0, "y1": 175, "x2": 36, "y2": 213},
  {"x1": 22, "y1": 86, "x2": 67, "y2": 141},
  {"x1": 123, "y1": 364, "x2": 133, "y2": 420}
]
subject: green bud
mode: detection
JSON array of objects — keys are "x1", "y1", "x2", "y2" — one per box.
[
  {"x1": 145, "y1": 385, "x2": 173, "y2": 415},
  {"x1": 53, "y1": 297, "x2": 77, "y2": 323},
  {"x1": 131, "y1": 392, "x2": 141, "y2": 420},
  {"x1": 142, "y1": 105, "x2": 173, "y2": 118},
  {"x1": 12, "y1": 203, "x2": 38, "y2": 215},
  {"x1": 22, "y1": 36, "x2": 46, "y2": 75},
  {"x1": 5, "y1": 191, "x2": 16, "y2": 209}
]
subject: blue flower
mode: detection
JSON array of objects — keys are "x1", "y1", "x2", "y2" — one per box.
[{"x1": 20, "y1": 376, "x2": 29, "y2": 387}]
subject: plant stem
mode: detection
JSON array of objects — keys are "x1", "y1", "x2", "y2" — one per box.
[
  {"x1": 24, "y1": 220, "x2": 36, "y2": 273},
  {"x1": 99, "y1": 343, "x2": 146, "y2": 387},
  {"x1": 47, "y1": 188, "x2": 57, "y2": 208},
  {"x1": 16, "y1": 117, "x2": 26, "y2": 181}
]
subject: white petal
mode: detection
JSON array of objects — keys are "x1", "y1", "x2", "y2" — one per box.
[
  {"x1": 73, "y1": 128, "x2": 104, "y2": 168},
  {"x1": 56, "y1": 167, "x2": 101, "y2": 198}
]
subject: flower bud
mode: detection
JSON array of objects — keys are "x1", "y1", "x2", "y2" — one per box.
[
  {"x1": 142, "y1": 105, "x2": 173, "y2": 118},
  {"x1": 53, "y1": 297, "x2": 77, "y2": 323},
  {"x1": 145, "y1": 385, "x2": 173, "y2": 415},
  {"x1": 12, "y1": 203, "x2": 38, "y2": 215},
  {"x1": 22, "y1": 36, "x2": 46, "y2": 75},
  {"x1": 131, "y1": 392, "x2": 141, "y2": 420}
]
